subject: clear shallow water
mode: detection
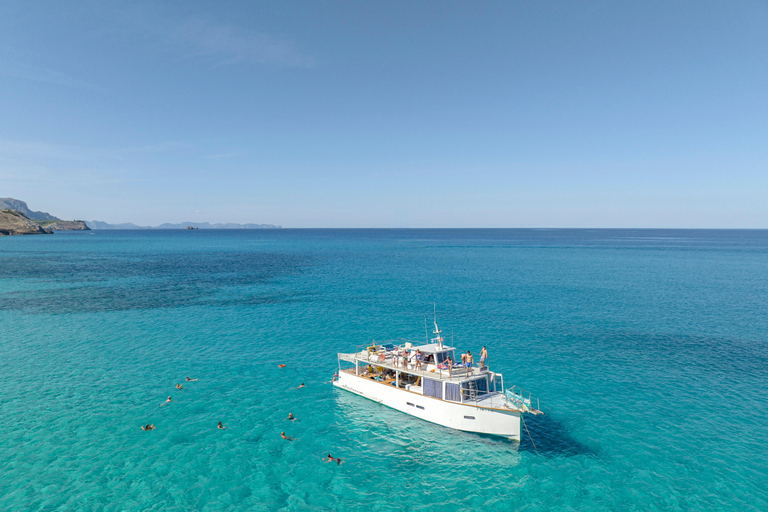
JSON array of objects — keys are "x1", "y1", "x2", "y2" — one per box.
[{"x1": 1, "y1": 229, "x2": 766, "y2": 511}]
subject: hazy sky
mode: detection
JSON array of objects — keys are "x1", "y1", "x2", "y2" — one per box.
[{"x1": 1, "y1": 1, "x2": 767, "y2": 227}]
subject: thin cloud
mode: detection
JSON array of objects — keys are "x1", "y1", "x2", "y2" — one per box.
[
  {"x1": 0, "y1": 47, "x2": 101, "y2": 91},
  {"x1": 0, "y1": 140, "x2": 187, "y2": 162},
  {"x1": 172, "y1": 20, "x2": 315, "y2": 68}
]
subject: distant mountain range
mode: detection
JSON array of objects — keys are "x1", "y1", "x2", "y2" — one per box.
[
  {"x1": 0, "y1": 198, "x2": 281, "y2": 231},
  {"x1": 0, "y1": 197, "x2": 59, "y2": 221},
  {"x1": 86, "y1": 220, "x2": 282, "y2": 230}
]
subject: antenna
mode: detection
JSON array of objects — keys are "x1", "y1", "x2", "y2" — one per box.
[{"x1": 424, "y1": 318, "x2": 428, "y2": 344}]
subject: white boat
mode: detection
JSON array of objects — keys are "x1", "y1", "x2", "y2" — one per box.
[{"x1": 333, "y1": 319, "x2": 542, "y2": 440}]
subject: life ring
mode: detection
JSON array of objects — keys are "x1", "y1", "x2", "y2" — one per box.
[{"x1": 278, "y1": 364, "x2": 286, "y2": 368}]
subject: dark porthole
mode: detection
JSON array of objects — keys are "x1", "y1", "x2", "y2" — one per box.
[
  {"x1": 407, "y1": 402, "x2": 414, "y2": 407},
  {"x1": 416, "y1": 405, "x2": 425, "y2": 410},
  {"x1": 464, "y1": 415, "x2": 475, "y2": 420}
]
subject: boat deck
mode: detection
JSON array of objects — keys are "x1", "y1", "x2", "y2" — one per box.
[{"x1": 339, "y1": 350, "x2": 490, "y2": 384}]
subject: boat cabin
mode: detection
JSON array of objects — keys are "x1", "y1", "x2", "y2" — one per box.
[{"x1": 337, "y1": 339, "x2": 507, "y2": 407}]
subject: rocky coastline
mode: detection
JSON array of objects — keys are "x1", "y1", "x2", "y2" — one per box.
[
  {"x1": 0, "y1": 209, "x2": 53, "y2": 236},
  {"x1": 37, "y1": 220, "x2": 90, "y2": 231}
]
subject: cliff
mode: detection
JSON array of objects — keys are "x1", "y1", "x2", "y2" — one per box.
[
  {"x1": 36, "y1": 220, "x2": 90, "y2": 231},
  {"x1": 0, "y1": 209, "x2": 53, "y2": 236},
  {"x1": 0, "y1": 198, "x2": 59, "y2": 221}
]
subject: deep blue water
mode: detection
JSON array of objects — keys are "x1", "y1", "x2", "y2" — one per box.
[{"x1": 1, "y1": 229, "x2": 766, "y2": 511}]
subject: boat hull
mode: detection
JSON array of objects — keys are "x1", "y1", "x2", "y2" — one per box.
[{"x1": 333, "y1": 372, "x2": 521, "y2": 440}]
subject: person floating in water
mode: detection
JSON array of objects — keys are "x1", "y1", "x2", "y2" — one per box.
[
  {"x1": 286, "y1": 413, "x2": 296, "y2": 421},
  {"x1": 281, "y1": 432, "x2": 295, "y2": 441},
  {"x1": 141, "y1": 424, "x2": 155, "y2": 431},
  {"x1": 176, "y1": 384, "x2": 183, "y2": 390},
  {"x1": 291, "y1": 383, "x2": 306, "y2": 390},
  {"x1": 186, "y1": 377, "x2": 198, "y2": 382},
  {"x1": 217, "y1": 422, "x2": 226, "y2": 429},
  {"x1": 323, "y1": 454, "x2": 343, "y2": 465},
  {"x1": 163, "y1": 396, "x2": 172, "y2": 405}
]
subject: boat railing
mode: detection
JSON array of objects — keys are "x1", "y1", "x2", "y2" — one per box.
[
  {"x1": 343, "y1": 342, "x2": 487, "y2": 382},
  {"x1": 504, "y1": 386, "x2": 543, "y2": 414}
]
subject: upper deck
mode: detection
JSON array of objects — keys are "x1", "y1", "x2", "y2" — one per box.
[{"x1": 338, "y1": 339, "x2": 491, "y2": 385}]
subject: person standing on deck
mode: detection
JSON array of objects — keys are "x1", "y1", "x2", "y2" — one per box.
[{"x1": 480, "y1": 346, "x2": 488, "y2": 368}]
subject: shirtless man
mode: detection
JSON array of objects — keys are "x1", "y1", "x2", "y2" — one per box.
[
  {"x1": 186, "y1": 377, "x2": 198, "y2": 382},
  {"x1": 281, "y1": 432, "x2": 295, "y2": 441},
  {"x1": 480, "y1": 346, "x2": 488, "y2": 367}
]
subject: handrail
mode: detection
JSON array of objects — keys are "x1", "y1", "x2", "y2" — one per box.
[
  {"x1": 341, "y1": 345, "x2": 488, "y2": 383},
  {"x1": 505, "y1": 386, "x2": 542, "y2": 414}
]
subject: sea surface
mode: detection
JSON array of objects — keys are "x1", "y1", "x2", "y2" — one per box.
[{"x1": 1, "y1": 229, "x2": 766, "y2": 511}]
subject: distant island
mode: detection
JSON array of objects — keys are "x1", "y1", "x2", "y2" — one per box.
[
  {"x1": 0, "y1": 198, "x2": 281, "y2": 236},
  {"x1": 86, "y1": 220, "x2": 282, "y2": 230}
]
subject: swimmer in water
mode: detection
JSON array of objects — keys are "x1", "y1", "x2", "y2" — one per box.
[
  {"x1": 297, "y1": 383, "x2": 306, "y2": 389},
  {"x1": 165, "y1": 396, "x2": 172, "y2": 403},
  {"x1": 176, "y1": 384, "x2": 183, "y2": 390},
  {"x1": 141, "y1": 424, "x2": 155, "y2": 431},
  {"x1": 186, "y1": 377, "x2": 197, "y2": 381},
  {"x1": 286, "y1": 413, "x2": 296, "y2": 421},
  {"x1": 280, "y1": 432, "x2": 295, "y2": 441},
  {"x1": 217, "y1": 422, "x2": 226, "y2": 429},
  {"x1": 323, "y1": 454, "x2": 343, "y2": 465}
]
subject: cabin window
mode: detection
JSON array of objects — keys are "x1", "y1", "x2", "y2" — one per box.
[
  {"x1": 461, "y1": 376, "x2": 489, "y2": 400},
  {"x1": 423, "y1": 378, "x2": 443, "y2": 399},
  {"x1": 445, "y1": 383, "x2": 461, "y2": 402},
  {"x1": 407, "y1": 402, "x2": 414, "y2": 407},
  {"x1": 435, "y1": 351, "x2": 455, "y2": 364},
  {"x1": 416, "y1": 405, "x2": 425, "y2": 410},
  {"x1": 464, "y1": 415, "x2": 475, "y2": 420}
]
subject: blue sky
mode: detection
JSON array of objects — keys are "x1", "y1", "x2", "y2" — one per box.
[{"x1": 1, "y1": 1, "x2": 767, "y2": 227}]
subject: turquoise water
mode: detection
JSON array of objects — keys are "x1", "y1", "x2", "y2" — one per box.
[{"x1": 1, "y1": 229, "x2": 766, "y2": 511}]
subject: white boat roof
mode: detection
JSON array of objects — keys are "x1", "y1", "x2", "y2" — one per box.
[{"x1": 412, "y1": 343, "x2": 455, "y2": 354}]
